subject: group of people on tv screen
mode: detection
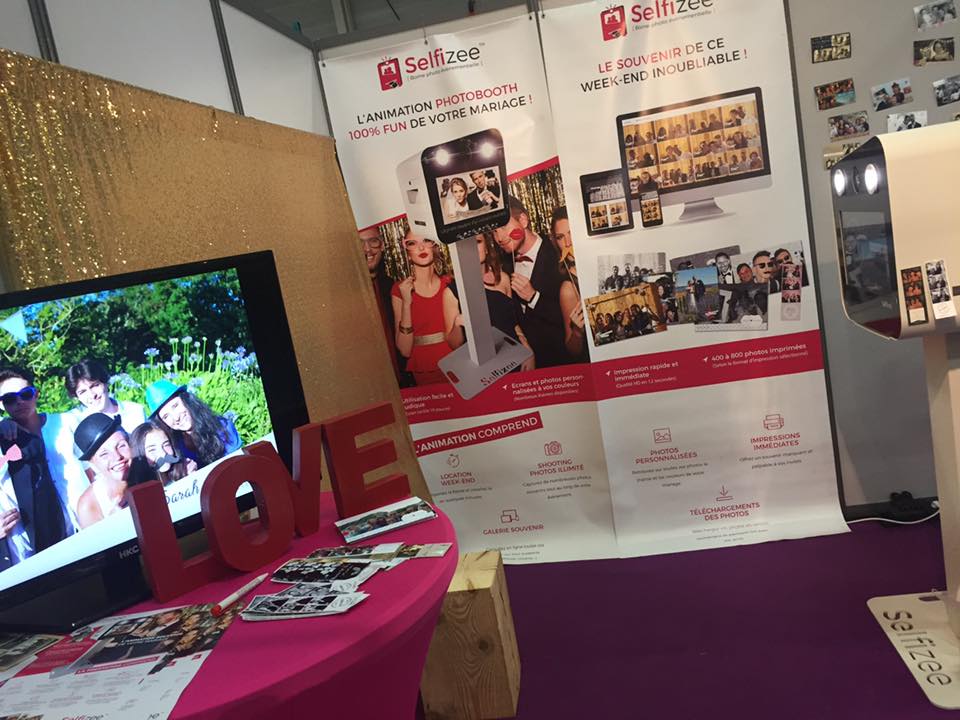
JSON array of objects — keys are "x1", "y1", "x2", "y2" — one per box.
[{"x1": 0, "y1": 360, "x2": 242, "y2": 570}]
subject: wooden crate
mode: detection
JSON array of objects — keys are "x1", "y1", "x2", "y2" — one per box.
[{"x1": 421, "y1": 551, "x2": 521, "y2": 719}]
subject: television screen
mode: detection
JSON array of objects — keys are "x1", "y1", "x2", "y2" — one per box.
[
  {"x1": 0, "y1": 253, "x2": 307, "y2": 602},
  {"x1": 617, "y1": 88, "x2": 771, "y2": 202}
]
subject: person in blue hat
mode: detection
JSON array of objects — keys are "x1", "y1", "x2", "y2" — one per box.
[{"x1": 145, "y1": 380, "x2": 242, "y2": 469}]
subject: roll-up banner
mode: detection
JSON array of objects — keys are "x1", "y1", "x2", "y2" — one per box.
[{"x1": 320, "y1": 5, "x2": 845, "y2": 563}]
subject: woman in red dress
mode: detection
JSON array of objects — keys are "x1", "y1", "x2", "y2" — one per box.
[{"x1": 391, "y1": 230, "x2": 464, "y2": 386}]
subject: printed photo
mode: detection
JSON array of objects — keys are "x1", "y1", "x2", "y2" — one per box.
[
  {"x1": 915, "y1": 0, "x2": 958, "y2": 30},
  {"x1": 811, "y1": 32, "x2": 852, "y2": 63},
  {"x1": 0, "y1": 633, "x2": 60, "y2": 672},
  {"x1": 780, "y1": 263, "x2": 803, "y2": 321},
  {"x1": 642, "y1": 274, "x2": 679, "y2": 324},
  {"x1": 914, "y1": 37, "x2": 955, "y2": 64},
  {"x1": 436, "y1": 167, "x2": 503, "y2": 225},
  {"x1": 823, "y1": 140, "x2": 864, "y2": 170},
  {"x1": 597, "y1": 253, "x2": 667, "y2": 292},
  {"x1": 243, "y1": 592, "x2": 366, "y2": 618},
  {"x1": 670, "y1": 245, "x2": 741, "y2": 272},
  {"x1": 701, "y1": 253, "x2": 769, "y2": 330},
  {"x1": 829, "y1": 110, "x2": 870, "y2": 139},
  {"x1": 308, "y1": 543, "x2": 401, "y2": 561},
  {"x1": 925, "y1": 259, "x2": 955, "y2": 316},
  {"x1": 888, "y1": 110, "x2": 928, "y2": 132},
  {"x1": 934, "y1": 73, "x2": 960, "y2": 105},
  {"x1": 335, "y1": 496, "x2": 437, "y2": 543},
  {"x1": 586, "y1": 285, "x2": 666, "y2": 346},
  {"x1": 272, "y1": 557, "x2": 378, "y2": 586},
  {"x1": 871, "y1": 78, "x2": 913, "y2": 111},
  {"x1": 815, "y1": 78, "x2": 856, "y2": 110},
  {"x1": 902, "y1": 266, "x2": 929, "y2": 325},
  {"x1": 674, "y1": 268, "x2": 721, "y2": 324}
]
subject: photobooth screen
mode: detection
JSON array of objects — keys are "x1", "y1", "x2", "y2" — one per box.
[
  {"x1": 0, "y1": 267, "x2": 272, "y2": 593},
  {"x1": 618, "y1": 89, "x2": 770, "y2": 200},
  {"x1": 435, "y1": 166, "x2": 504, "y2": 226}
]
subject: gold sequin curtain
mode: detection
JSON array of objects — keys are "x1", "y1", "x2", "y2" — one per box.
[{"x1": 0, "y1": 49, "x2": 431, "y2": 501}]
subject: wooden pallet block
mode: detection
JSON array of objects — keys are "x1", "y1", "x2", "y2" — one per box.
[{"x1": 420, "y1": 550, "x2": 521, "y2": 719}]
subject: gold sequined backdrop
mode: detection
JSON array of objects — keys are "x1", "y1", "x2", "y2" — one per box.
[{"x1": 0, "y1": 49, "x2": 431, "y2": 502}]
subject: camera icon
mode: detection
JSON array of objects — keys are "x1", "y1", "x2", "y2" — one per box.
[{"x1": 544, "y1": 441, "x2": 563, "y2": 456}]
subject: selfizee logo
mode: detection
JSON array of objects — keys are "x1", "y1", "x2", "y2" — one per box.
[
  {"x1": 377, "y1": 58, "x2": 402, "y2": 91},
  {"x1": 600, "y1": 6, "x2": 627, "y2": 41},
  {"x1": 627, "y1": 0, "x2": 715, "y2": 25}
]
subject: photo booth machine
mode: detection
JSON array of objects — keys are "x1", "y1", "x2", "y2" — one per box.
[
  {"x1": 831, "y1": 123, "x2": 960, "y2": 636},
  {"x1": 396, "y1": 128, "x2": 532, "y2": 399}
]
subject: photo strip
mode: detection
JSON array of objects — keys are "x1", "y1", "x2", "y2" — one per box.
[
  {"x1": 888, "y1": 110, "x2": 927, "y2": 132},
  {"x1": 901, "y1": 266, "x2": 929, "y2": 325},
  {"x1": 871, "y1": 77, "x2": 913, "y2": 111},
  {"x1": 828, "y1": 110, "x2": 870, "y2": 139},
  {"x1": 925, "y1": 259, "x2": 957, "y2": 319},
  {"x1": 811, "y1": 33, "x2": 852, "y2": 63},
  {"x1": 914, "y1": 37, "x2": 955, "y2": 65},
  {"x1": 586, "y1": 285, "x2": 666, "y2": 346},
  {"x1": 780, "y1": 263, "x2": 803, "y2": 321},
  {"x1": 597, "y1": 253, "x2": 667, "y2": 292},
  {"x1": 815, "y1": 78, "x2": 856, "y2": 111},
  {"x1": 915, "y1": 0, "x2": 958, "y2": 30}
]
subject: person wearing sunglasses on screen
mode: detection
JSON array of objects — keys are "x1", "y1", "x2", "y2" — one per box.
[{"x1": 0, "y1": 367, "x2": 81, "y2": 569}]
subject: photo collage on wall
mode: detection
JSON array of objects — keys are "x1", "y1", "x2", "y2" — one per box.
[{"x1": 813, "y1": 4, "x2": 960, "y2": 169}]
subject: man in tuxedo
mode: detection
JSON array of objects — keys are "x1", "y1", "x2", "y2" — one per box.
[
  {"x1": 359, "y1": 227, "x2": 412, "y2": 387},
  {"x1": 494, "y1": 197, "x2": 567, "y2": 368},
  {"x1": 466, "y1": 170, "x2": 501, "y2": 211}
]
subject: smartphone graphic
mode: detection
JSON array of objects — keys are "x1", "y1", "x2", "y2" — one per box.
[{"x1": 640, "y1": 191, "x2": 663, "y2": 227}]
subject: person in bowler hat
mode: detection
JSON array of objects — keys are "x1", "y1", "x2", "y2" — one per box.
[{"x1": 74, "y1": 413, "x2": 132, "y2": 529}]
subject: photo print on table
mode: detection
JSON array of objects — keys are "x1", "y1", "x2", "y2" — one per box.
[
  {"x1": 335, "y1": 496, "x2": 438, "y2": 543},
  {"x1": 673, "y1": 268, "x2": 721, "y2": 324},
  {"x1": 901, "y1": 266, "x2": 929, "y2": 325},
  {"x1": 934, "y1": 73, "x2": 960, "y2": 105},
  {"x1": 823, "y1": 140, "x2": 864, "y2": 170},
  {"x1": 670, "y1": 244, "x2": 741, "y2": 272},
  {"x1": 811, "y1": 32, "x2": 852, "y2": 63},
  {"x1": 642, "y1": 273, "x2": 679, "y2": 324},
  {"x1": 828, "y1": 110, "x2": 870, "y2": 140},
  {"x1": 585, "y1": 284, "x2": 667, "y2": 346},
  {"x1": 914, "y1": 37, "x2": 955, "y2": 65},
  {"x1": 597, "y1": 253, "x2": 667, "y2": 292},
  {"x1": 699, "y1": 252, "x2": 769, "y2": 331},
  {"x1": 915, "y1": 0, "x2": 958, "y2": 31},
  {"x1": 888, "y1": 110, "x2": 927, "y2": 132},
  {"x1": 925, "y1": 259, "x2": 957, "y2": 318},
  {"x1": 871, "y1": 78, "x2": 913, "y2": 111},
  {"x1": 815, "y1": 78, "x2": 856, "y2": 111}
]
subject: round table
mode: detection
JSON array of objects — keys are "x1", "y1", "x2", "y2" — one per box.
[{"x1": 131, "y1": 494, "x2": 457, "y2": 720}]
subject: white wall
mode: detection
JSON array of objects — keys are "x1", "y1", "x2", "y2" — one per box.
[
  {"x1": 45, "y1": 0, "x2": 235, "y2": 111},
  {"x1": 221, "y1": 2, "x2": 328, "y2": 135},
  {"x1": 788, "y1": 0, "x2": 943, "y2": 504},
  {"x1": 0, "y1": 0, "x2": 40, "y2": 58}
]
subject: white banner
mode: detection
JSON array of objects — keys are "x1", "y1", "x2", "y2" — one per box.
[{"x1": 539, "y1": 0, "x2": 845, "y2": 553}]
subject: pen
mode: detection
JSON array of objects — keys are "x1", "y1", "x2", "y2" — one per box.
[{"x1": 211, "y1": 573, "x2": 269, "y2": 617}]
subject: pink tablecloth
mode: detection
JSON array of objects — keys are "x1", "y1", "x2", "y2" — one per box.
[{"x1": 130, "y1": 494, "x2": 458, "y2": 720}]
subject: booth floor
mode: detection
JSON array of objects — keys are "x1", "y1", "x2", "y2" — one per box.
[{"x1": 444, "y1": 520, "x2": 947, "y2": 719}]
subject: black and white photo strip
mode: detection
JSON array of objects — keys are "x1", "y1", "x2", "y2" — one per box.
[
  {"x1": 828, "y1": 110, "x2": 869, "y2": 140},
  {"x1": 915, "y1": 0, "x2": 958, "y2": 31},
  {"x1": 924, "y1": 259, "x2": 957, "y2": 320},
  {"x1": 914, "y1": 37, "x2": 955, "y2": 65},
  {"x1": 596, "y1": 252, "x2": 667, "y2": 291},
  {"x1": 888, "y1": 111, "x2": 927, "y2": 133},
  {"x1": 934, "y1": 73, "x2": 960, "y2": 106}
]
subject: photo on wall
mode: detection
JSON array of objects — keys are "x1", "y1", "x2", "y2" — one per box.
[
  {"x1": 914, "y1": 0, "x2": 958, "y2": 31},
  {"x1": 814, "y1": 78, "x2": 856, "y2": 111},
  {"x1": 585, "y1": 284, "x2": 666, "y2": 346},
  {"x1": 887, "y1": 110, "x2": 928, "y2": 132},
  {"x1": 811, "y1": 33, "x2": 851, "y2": 63},
  {"x1": 673, "y1": 268, "x2": 721, "y2": 324},
  {"x1": 597, "y1": 253, "x2": 667, "y2": 292},
  {"x1": 828, "y1": 110, "x2": 870, "y2": 139},
  {"x1": 823, "y1": 140, "x2": 864, "y2": 170},
  {"x1": 934, "y1": 73, "x2": 960, "y2": 105},
  {"x1": 914, "y1": 37, "x2": 955, "y2": 65},
  {"x1": 871, "y1": 78, "x2": 913, "y2": 111}
]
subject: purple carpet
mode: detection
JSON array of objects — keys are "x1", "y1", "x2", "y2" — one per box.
[{"x1": 492, "y1": 521, "x2": 946, "y2": 719}]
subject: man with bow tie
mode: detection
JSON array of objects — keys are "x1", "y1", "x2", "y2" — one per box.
[{"x1": 494, "y1": 197, "x2": 567, "y2": 368}]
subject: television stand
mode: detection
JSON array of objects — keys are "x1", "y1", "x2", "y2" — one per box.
[
  {"x1": 0, "y1": 556, "x2": 149, "y2": 633},
  {"x1": 677, "y1": 197, "x2": 727, "y2": 222}
]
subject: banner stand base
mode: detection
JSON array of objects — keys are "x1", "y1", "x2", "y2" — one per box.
[
  {"x1": 868, "y1": 591, "x2": 960, "y2": 708},
  {"x1": 676, "y1": 197, "x2": 728, "y2": 223},
  {"x1": 439, "y1": 329, "x2": 530, "y2": 400}
]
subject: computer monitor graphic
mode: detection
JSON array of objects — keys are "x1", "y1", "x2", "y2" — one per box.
[{"x1": 616, "y1": 87, "x2": 772, "y2": 222}]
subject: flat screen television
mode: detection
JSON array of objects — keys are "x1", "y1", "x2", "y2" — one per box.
[
  {"x1": 616, "y1": 87, "x2": 772, "y2": 222},
  {"x1": 0, "y1": 252, "x2": 308, "y2": 629}
]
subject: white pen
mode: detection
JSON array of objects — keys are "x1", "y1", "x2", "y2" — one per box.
[{"x1": 211, "y1": 573, "x2": 269, "y2": 617}]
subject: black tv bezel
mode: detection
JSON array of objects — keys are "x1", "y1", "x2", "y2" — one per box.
[
  {"x1": 616, "y1": 87, "x2": 772, "y2": 202},
  {"x1": 0, "y1": 251, "x2": 309, "y2": 610}
]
